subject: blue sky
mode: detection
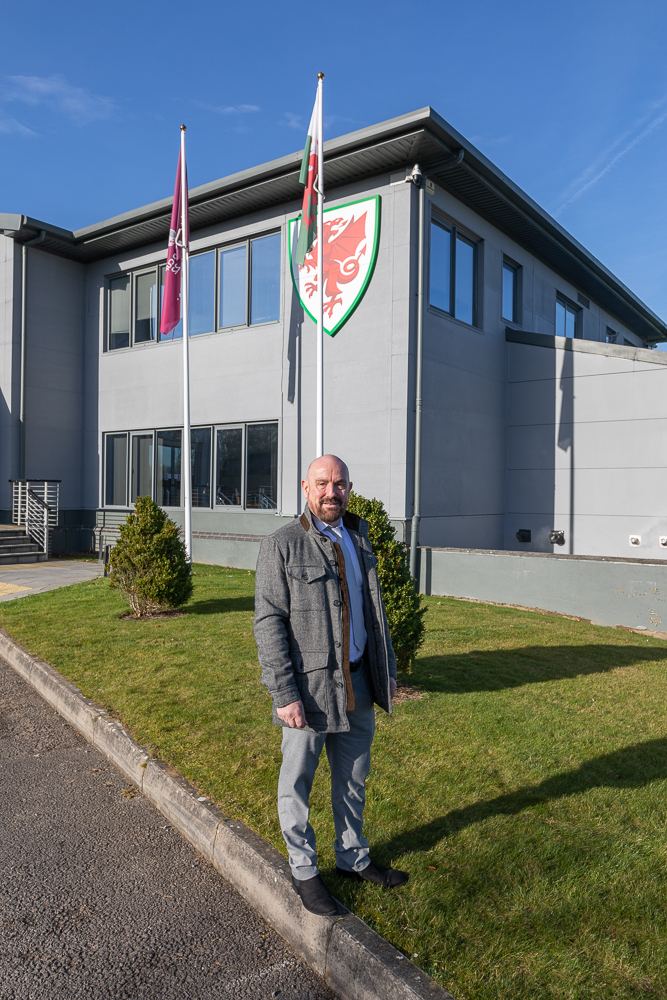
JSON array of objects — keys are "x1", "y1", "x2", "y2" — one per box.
[{"x1": 2, "y1": 0, "x2": 667, "y2": 335}]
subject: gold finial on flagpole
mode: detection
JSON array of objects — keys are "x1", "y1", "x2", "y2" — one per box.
[
  {"x1": 318, "y1": 72, "x2": 325, "y2": 79},
  {"x1": 181, "y1": 124, "x2": 187, "y2": 131}
]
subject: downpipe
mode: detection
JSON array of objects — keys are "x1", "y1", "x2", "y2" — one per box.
[{"x1": 407, "y1": 166, "x2": 424, "y2": 587}]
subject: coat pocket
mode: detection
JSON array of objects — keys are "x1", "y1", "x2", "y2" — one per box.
[
  {"x1": 295, "y1": 664, "x2": 330, "y2": 724},
  {"x1": 286, "y1": 565, "x2": 329, "y2": 610},
  {"x1": 291, "y1": 651, "x2": 330, "y2": 673}
]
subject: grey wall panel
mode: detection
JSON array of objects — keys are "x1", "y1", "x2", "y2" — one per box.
[
  {"x1": 419, "y1": 514, "x2": 504, "y2": 549},
  {"x1": 508, "y1": 377, "x2": 559, "y2": 426},
  {"x1": 507, "y1": 422, "x2": 559, "y2": 471},
  {"x1": 507, "y1": 339, "x2": 667, "y2": 559},
  {"x1": 25, "y1": 249, "x2": 84, "y2": 510},
  {"x1": 421, "y1": 546, "x2": 667, "y2": 631}
]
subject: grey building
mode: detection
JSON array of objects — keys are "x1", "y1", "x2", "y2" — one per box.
[{"x1": 2, "y1": 106, "x2": 667, "y2": 568}]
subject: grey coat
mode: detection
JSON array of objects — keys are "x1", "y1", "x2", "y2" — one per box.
[{"x1": 253, "y1": 506, "x2": 397, "y2": 733}]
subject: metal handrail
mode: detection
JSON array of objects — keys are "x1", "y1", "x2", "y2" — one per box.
[{"x1": 10, "y1": 479, "x2": 59, "y2": 556}]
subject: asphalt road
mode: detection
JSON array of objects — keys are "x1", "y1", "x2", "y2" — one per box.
[{"x1": 0, "y1": 658, "x2": 337, "y2": 1000}]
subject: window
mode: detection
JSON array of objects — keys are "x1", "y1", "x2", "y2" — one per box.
[
  {"x1": 215, "y1": 422, "x2": 278, "y2": 509},
  {"x1": 191, "y1": 427, "x2": 211, "y2": 507},
  {"x1": 134, "y1": 270, "x2": 158, "y2": 343},
  {"x1": 189, "y1": 251, "x2": 216, "y2": 337},
  {"x1": 246, "y1": 423, "x2": 278, "y2": 509},
  {"x1": 105, "y1": 433, "x2": 128, "y2": 506},
  {"x1": 108, "y1": 276, "x2": 130, "y2": 350},
  {"x1": 219, "y1": 245, "x2": 247, "y2": 328},
  {"x1": 556, "y1": 295, "x2": 581, "y2": 338},
  {"x1": 103, "y1": 422, "x2": 278, "y2": 510},
  {"x1": 606, "y1": 327, "x2": 618, "y2": 344},
  {"x1": 157, "y1": 429, "x2": 182, "y2": 507},
  {"x1": 107, "y1": 232, "x2": 281, "y2": 351},
  {"x1": 216, "y1": 427, "x2": 243, "y2": 505},
  {"x1": 250, "y1": 233, "x2": 281, "y2": 325},
  {"x1": 502, "y1": 261, "x2": 519, "y2": 323},
  {"x1": 429, "y1": 218, "x2": 477, "y2": 325},
  {"x1": 131, "y1": 434, "x2": 153, "y2": 502}
]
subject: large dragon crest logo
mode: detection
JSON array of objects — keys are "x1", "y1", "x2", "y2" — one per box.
[{"x1": 289, "y1": 196, "x2": 380, "y2": 337}]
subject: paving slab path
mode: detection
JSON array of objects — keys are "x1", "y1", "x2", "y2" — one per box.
[
  {"x1": 0, "y1": 657, "x2": 337, "y2": 1000},
  {"x1": 0, "y1": 559, "x2": 102, "y2": 602}
]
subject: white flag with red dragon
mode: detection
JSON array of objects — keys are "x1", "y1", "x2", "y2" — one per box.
[{"x1": 295, "y1": 87, "x2": 321, "y2": 267}]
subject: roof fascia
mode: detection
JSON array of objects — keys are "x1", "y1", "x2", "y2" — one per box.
[{"x1": 71, "y1": 107, "x2": 435, "y2": 242}]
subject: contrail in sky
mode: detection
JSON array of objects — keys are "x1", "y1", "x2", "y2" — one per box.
[{"x1": 554, "y1": 98, "x2": 667, "y2": 217}]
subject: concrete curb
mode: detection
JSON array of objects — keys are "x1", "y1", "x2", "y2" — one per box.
[{"x1": 0, "y1": 628, "x2": 456, "y2": 1000}]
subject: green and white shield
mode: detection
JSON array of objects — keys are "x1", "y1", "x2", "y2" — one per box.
[{"x1": 289, "y1": 195, "x2": 381, "y2": 337}]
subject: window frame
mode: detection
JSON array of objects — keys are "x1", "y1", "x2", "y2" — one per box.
[
  {"x1": 103, "y1": 431, "x2": 129, "y2": 508},
  {"x1": 102, "y1": 421, "x2": 280, "y2": 512},
  {"x1": 218, "y1": 241, "x2": 250, "y2": 331},
  {"x1": 502, "y1": 258, "x2": 521, "y2": 325},
  {"x1": 428, "y1": 212, "x2": 479, "y2": 327},
  {"x1": 556, "y1": 293, "x2": 582, "y2": 339},
  {"x1": 132, "y1": 266, "x2": 159, "y2": 346},
  {"x1": 104, "y1": 228, "x2": 282, "y2": 352},
  {"x1": 130, "y1": 431, "x2": 154, "y2": 503},
  {"x1": 214, "y1": 422, "x2": 245, "y2": 508}
]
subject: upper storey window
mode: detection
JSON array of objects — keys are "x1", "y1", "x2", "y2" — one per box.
[
  {"x1": 429, "y1": 218, "x2": 477, "y2": 326},
  {"x1": 556, "y1": 294, "x2": 581, "y2": 339},
  {"x1": 108, "y1": 276, "x2": 130, "y2": 350},
  {"x1": 502, "y1": 260, "x2": 519, "y2": 323},
  {"x1": 106, "y1": 232, "x2": 281, "y2": 350}
]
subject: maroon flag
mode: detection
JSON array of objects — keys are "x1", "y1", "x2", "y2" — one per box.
[{"x1": 160, "y1": 153, "x2": 189, "y2": 337}]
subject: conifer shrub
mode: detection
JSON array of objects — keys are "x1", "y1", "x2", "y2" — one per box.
[
  {"x1": 347, "y1": 491, "x2": 426, "y2": 672},
  {"x1": 108, "y1": 496, "x2": 193, "y2": 617}
]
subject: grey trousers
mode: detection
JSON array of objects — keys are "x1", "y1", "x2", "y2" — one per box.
[{"x1": 278, "y1": 665, "x2": 376, "y2": 881}]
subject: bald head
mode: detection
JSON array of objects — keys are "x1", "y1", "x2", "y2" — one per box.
[
  {"x1": 306, "y1": 454, "x2": 349, "y2": 481},
  {"x1": 302, "y1": 455, "x2": 352, "y2": 525}
]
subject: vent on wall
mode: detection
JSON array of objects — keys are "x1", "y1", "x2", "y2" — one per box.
[
  {"x1": 516, "y1": 529, "x2": 531, "y2": 543},
  {"x1": 577, "y1": 292, "x2": 590, "y2": 309}
]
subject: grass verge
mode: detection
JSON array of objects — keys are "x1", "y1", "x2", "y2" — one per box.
[{"x1": 1, "y1": 565, "x2": 666, "y2": 1000}]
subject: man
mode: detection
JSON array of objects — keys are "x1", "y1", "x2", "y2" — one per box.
[{"x1": 254, "y1": 455, "x2": 408, "y2": 916}]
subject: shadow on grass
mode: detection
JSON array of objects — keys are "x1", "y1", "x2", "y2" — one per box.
[
  {"x1": 375, "y1": 737, "x2": 667, "y2": 858},
  {"x1": 186, "y1": 596, "x2": 255, "y2": 615},
  {"x1": 411, "y1": 643, "x2": 667, "y2": 694}
]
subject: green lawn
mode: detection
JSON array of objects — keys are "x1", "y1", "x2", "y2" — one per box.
[{"x1": 2, "y1": 565, "x2": 667, "y2": 1000}]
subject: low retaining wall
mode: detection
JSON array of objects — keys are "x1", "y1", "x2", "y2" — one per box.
[
  {"x1": 192, "y1": 531, "x2": 263, "y2": 571},
  {"x1": 419, "y1": 547, "x2": 667, "y2": 629}
]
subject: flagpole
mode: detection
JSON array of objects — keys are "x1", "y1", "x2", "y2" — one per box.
[
  {"x1": 180, "y1": 124, "x2": 192, "y2": 564},
  {"x1": 315, "y1": 72, "x2": 324, "y2": 458}
]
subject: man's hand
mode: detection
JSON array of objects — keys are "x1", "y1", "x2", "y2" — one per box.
[
  {"x1": 277, "y1": 700, "x2": 307, "y2": 728},
  {"x1": 390, "y1": 678, "x2": 397, "y2": 700}
]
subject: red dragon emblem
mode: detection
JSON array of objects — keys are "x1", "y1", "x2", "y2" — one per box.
[{"x1": 300, "y1": 212, "x2": 367, "y2": 318}]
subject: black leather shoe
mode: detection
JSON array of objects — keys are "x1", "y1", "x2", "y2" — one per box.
[
  {"x1": 336, "y1": 861, "x2": 409, "y2": 889},
  {"x1": 292, "y1": 874, "x2": 340, "y2": 916}
]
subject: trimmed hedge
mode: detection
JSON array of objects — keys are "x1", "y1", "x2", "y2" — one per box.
[
  {"x1": 109, "y1": 496, "x2": 193, "y2": 617},
  {"x1": 348, "y1": 491, "x2": 425, "y2": 672}
]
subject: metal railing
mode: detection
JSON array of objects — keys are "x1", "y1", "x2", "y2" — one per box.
[{"x1": 10, "y1": 480, "x2": 60, "y2": 556}]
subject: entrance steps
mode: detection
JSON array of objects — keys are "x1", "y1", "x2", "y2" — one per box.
[{"x1": 0, "y1": 526, "x2": 47, "y2": 564}]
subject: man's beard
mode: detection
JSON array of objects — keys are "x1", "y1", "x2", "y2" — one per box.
[{"x1": 311, "y1": 496, "x2": 345, "y2": 524}]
